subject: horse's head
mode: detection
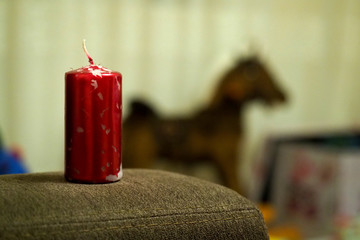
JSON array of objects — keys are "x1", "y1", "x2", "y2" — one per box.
[{"x1": 211, "y1": 56, "x2": 287, "y2": 108}]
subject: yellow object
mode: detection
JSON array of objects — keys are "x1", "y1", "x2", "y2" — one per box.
[
  {"x1": 258, "y1": 204, "x2": 276, "y2": 224},
  {"x1": 270, "y1": 237, "x2": 286, "y2": 240},
  {"x1": 258, "y1": 204, "x2": 302, "y2": 240}
]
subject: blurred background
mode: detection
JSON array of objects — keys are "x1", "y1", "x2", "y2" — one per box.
[{"x1": 1, "y1": 0, "x2": 360, "y2": 238}]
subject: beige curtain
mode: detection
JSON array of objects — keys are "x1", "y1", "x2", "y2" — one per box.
[{"x1": 1, "y1": 1, "x2": 359, "y2": 185}]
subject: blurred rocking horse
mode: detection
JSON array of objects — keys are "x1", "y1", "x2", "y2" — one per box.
[{"x1": 123, "y1": 56, "x2": 286, "y2": 195}]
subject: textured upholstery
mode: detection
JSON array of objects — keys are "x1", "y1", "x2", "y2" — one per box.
[{"x1": 0, "y1": 169, "x2": 268, "y2": 239}]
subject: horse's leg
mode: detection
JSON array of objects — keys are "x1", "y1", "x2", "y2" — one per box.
[
  {"x1": 215, "y1": 156, "x2": 244, "y2": 195},
  {"x1": 212, "y1": 136, "x2": 244, "y2": 195},
  {"x1": 123, "y1": 123, "x2": 157, "y2": 169}
]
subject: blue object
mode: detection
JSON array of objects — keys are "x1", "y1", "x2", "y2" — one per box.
[{"x1": 0, "y1": 148, "x2": 27, "y2": 174}]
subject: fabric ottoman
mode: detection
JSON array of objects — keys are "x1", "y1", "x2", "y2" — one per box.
[{"x1": 0, "y1": 169, "x2": 268, "y2": 239}]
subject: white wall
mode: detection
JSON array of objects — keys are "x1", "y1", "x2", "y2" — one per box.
[{"x1": 0, "y1": 0, "x2": 359, "y2": 181}]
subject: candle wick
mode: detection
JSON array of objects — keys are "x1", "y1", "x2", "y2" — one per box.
[{"x1": 82, "y1": 39, "x2": 94, "y2": 65}]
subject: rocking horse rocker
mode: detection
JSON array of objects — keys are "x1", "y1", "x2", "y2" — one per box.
[{"x1": 123, "y1": 56, "x2": 287, "y2": 195}]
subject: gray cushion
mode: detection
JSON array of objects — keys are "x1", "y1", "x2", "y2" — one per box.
[{"x1": 0, "y1": 169, "x2": 268, "y2": 239}]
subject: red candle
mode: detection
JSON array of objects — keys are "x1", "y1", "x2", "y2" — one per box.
[{"x1": 65, "y1": 40, "x2": 122, "y2": 183}]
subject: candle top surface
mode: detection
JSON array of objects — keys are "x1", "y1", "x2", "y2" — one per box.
[{"x1": 66, "y1": 65, "x2": 121, "y2": 77}]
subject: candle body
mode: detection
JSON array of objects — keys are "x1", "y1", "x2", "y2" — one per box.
[{"x1": 65, "y1": 65, "x2": 122, "y2": 183}]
